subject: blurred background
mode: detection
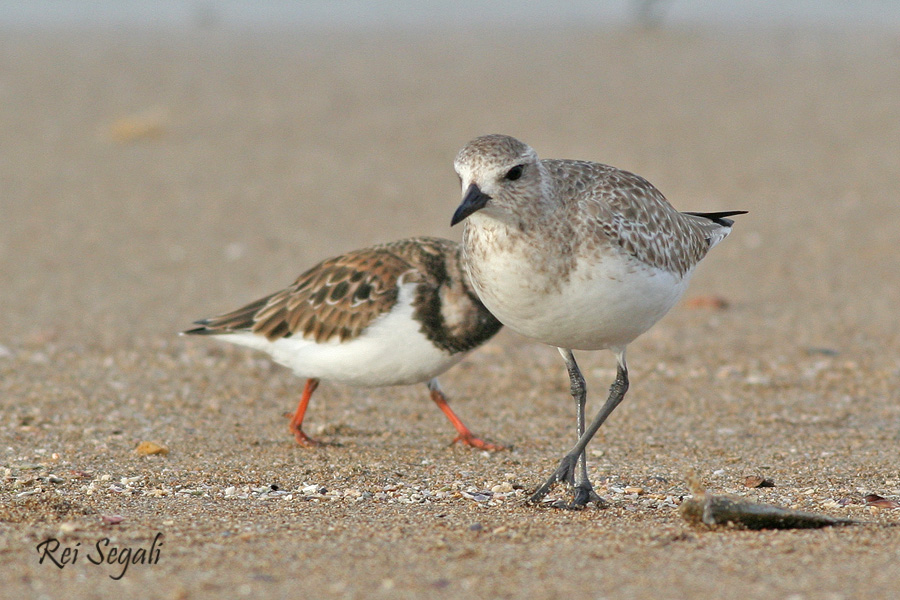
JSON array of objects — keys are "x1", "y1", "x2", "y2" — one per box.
[
  {"x1": 2, "y1": 0, "x2": 898, "y2": 349},
  {"x1": 2, "y1": 4, "x2": 899, "y2": 598},
  {"x1": 2, "y1": 0, "x2": 900, "y2": 29}
]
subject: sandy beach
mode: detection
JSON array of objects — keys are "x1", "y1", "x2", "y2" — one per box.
[{"x1": 1, "y1": 21, "x2": 899, "y2": 599}]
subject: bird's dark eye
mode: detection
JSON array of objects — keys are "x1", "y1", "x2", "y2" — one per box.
[{"x1": 504, "y1": 165, "x2": 524, "y2": 181}]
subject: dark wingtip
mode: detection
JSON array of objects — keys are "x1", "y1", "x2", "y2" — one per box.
[
  {"x1": 684, "y1": 210, "x2": 748, "y2": 227},
  {"x1": 181, "y1": 320, "x2": 218, "y2": 336}
]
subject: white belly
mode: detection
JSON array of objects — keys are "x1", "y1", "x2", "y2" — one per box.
[
  {"x1": 466, "y1": 240, "x2": 690, "y2": 351},
  {"x1": 214, "y1": 284, "x2": 463, "y2": 386}
]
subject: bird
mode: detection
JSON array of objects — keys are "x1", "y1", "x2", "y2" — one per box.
[
  {"x1": 182, "y1": 236, "x2": 503, "y2": 450},
  {"x1": 450, "y1": 134, "x2": 745, "y2": 508}
]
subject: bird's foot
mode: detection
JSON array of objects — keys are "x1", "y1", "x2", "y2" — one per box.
[
  {"x1": 547, "y1": 483, "x2": 607, "y2": 510},
  {"x1": 529, "y1": 453, "x2": 578, "y2": 503},
  {"x1": 530, "y1": 454, "x2": 607, "y2": 509},
  {"x1": 451, "y1": 432, "x2": 505, "y2": 451},
  {"x1": 289, "y1": 425, "x2": 323, "y2": 448},
  {"x1": 567, "y1": 482, "x2": 606, "y2": 510}
]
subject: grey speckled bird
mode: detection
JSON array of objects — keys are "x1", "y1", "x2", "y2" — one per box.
[{"x1": 451, "y1": 134, "x2": 746, "y2": 508}]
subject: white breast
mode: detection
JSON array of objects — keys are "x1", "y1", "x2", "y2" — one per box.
[{"x1": 464, "y1": 216, "x2": 691, "y2": 351}]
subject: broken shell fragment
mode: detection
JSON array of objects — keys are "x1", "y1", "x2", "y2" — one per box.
[
  {"x1": 135, "y1": 441, "x2": 169, "y2": 456},
  {"x1": 743, "y1": 475, "x2": 775, "y2": 488},
  {"x1": 864, "y1": 494, "x2": 900, "y2": 509}
]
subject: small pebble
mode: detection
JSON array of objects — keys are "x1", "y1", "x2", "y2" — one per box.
[
  {"x1": 461, "y1": 491, "x2": 492, "y2": 503},
  {"x1": 58, "y1": 522, "x2": 78, "y2": 534},
  {"x1": 744, "y1": 476, "x2": 775, "y2": 488},
  {"x1": 101, "y1": 515, "x2": 124, "y2": 525},
  {"x1": 135, "y1": 441, "x2": 169, "y2": 456}
]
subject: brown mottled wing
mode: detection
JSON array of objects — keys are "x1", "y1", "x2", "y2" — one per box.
[
  {"x1": 548, "y1": 160, "x2": 717, "y2": 277},
  {"x1": 187, "y1": 248, "x2": 421, "y2": 343}
]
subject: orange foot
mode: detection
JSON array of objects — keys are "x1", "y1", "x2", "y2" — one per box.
[
  {"x1": 290, "y1": 425, "x2": 323, "y2": 448},
  {"x1": 287, "y1": 378, "x2": 321, "y2": 448},
  {"x1": 451, "y1": 432, "x2": 505, "y2": 451}
]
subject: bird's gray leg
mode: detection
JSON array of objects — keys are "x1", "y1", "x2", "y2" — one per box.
[
  {"x1": 558, "y1": 349, "x2": 601, "y2": 507},
  {"x1": 531, "y1": 350, "x2": 629, "y2": 508}
]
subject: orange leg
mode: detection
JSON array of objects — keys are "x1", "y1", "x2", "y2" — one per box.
[
  {"x1": 288, "y1": 378, "x2": 321, "y2": 447},
  {"x1": 427, "y1": 379, "x2": 503, "y2": 451}
]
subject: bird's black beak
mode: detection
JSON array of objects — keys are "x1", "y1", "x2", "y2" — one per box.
[{"x1": 451, "y1": 183, "x2": 491, "y2": 226}]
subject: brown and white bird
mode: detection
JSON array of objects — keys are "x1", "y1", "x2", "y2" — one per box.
[
  {"x1": 183, "y1": 237, "x2": 503, "y2": 450},
  {"x1": 451, "y1": 134, "x2": 745, "y2": 507}
]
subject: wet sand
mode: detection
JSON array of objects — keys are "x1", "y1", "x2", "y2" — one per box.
[{"x1": 1, "y1": 24, "x2": 899, "y2": 599}]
